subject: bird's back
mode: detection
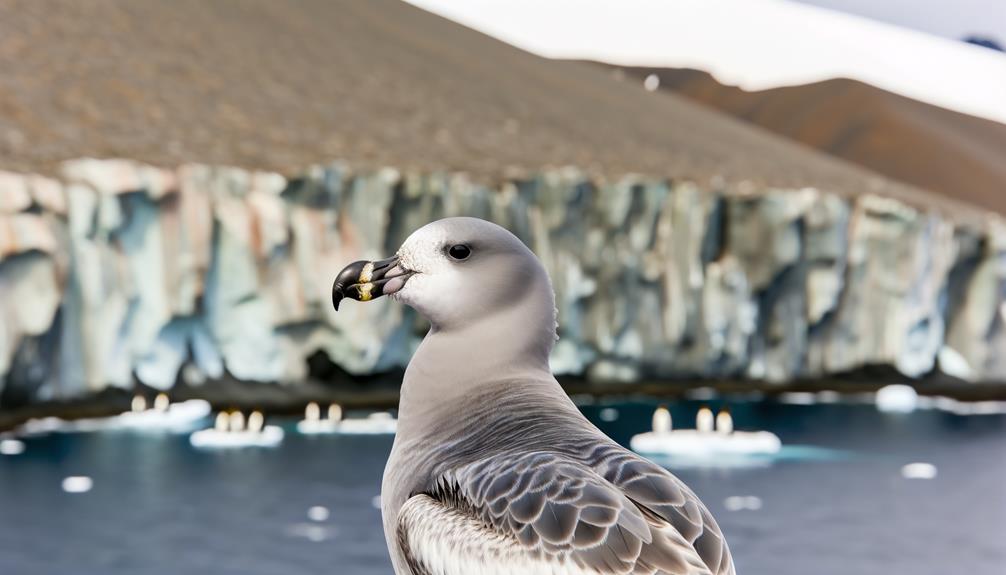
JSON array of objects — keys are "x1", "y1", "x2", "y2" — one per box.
[{"x1": 383, "y1": 379, "x2": 734, "y2": 574}]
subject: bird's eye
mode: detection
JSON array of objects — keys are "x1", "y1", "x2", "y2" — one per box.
[{"x1": 447, "y1": 244, "x2": 471, "y2": 260}]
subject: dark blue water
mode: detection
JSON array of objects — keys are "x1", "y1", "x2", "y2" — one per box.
[{"x1": 1, "y1": 400, "x2": 1004, "y2": 575}]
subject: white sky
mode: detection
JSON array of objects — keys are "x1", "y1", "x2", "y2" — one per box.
[
  {"x1": 790, "y1": 0, "x2": 1006, "y2": 43},
  {"x1": 405, "y1": 0, "x2": 1006, "y2": 125}
]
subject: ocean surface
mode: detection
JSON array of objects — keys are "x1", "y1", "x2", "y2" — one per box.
[{"x1": 1, "y1": 399, "x2": 1004, "y2": 575}]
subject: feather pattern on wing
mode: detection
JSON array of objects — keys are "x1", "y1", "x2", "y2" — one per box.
[{"x1": 397, "y1": 450, "x2": 733, "y2": 575}]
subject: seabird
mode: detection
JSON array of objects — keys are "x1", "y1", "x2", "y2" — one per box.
[
  {"x1": 696, "y1": 407, "x2": 715, "y2": 434},
  {"x1": 715, "y1": 410, "x2": 733, "y2": 435},
  {"x1": 333, "y1": 217, "x2": 734, "y2": 574},
  {"x1": 652, "y1": 406, "x2": 673, "y2": 435},
  {"x1": 328, "y1": 403, "x2": 343, "y2": 423}
]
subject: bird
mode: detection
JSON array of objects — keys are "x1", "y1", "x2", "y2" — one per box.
[{"x1": 332, "y1": 217, "x2": 734, "y2": 575}]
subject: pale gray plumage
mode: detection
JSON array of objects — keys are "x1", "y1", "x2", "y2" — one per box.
[{"x1": 336, "y1": 217, "x2": 734, "y2": 574}]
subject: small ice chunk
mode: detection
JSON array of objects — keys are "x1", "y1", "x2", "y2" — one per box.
[
  {"x1": 62, "y1": 476, "x2": 93, "y2": 493},
  {"x1": 901, "y1": 462, "x2": 937, "y2": 479},
  {"x1": 876, "y1": 385, "x2": 918, "y2": 413},
  {"x1": 308, "y1": 506, "x2": 330, "y2": 522},
  {"x1": 599, "y1": 408, "x2": 619, "y2": 422},
  {"x1": 0, "y1": 439, "x2": 26, "y2": 455}
]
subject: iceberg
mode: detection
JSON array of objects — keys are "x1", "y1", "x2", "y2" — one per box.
[
  {"x1": 631, "y1": 407, "x2": 782, "y2": 458},
  {"x1": 189, "y1": 410, "x2": 284, "y2": 449}
]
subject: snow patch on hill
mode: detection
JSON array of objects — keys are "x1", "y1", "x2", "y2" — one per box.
[{"x1": 406, "y1": 0, "x2": 1006, "y2": 125}]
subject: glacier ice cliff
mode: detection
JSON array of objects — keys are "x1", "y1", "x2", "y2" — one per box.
[{"x1": 0, "y1": 159, "x2": 1004, "y2": 405}]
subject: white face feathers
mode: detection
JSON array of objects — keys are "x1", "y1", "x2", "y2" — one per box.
[
  {"x1": 331, "y1": 217, "x2": 559, "y2": 366},
  {"x1": 393, "y1": 218, "x2": 555, "y2": 338}
]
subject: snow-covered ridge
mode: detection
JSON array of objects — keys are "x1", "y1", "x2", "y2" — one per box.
[{"x1": 405, "y1": 0, "x2": 1006, "y2": 125}]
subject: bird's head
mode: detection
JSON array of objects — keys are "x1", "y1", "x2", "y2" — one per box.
[{"x1": 333, "y1": 217, "x2": 557, "y2": 356}]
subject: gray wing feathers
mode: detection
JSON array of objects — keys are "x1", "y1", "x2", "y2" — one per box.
[
  {"x1": 594, "y1": 449, "x2": 734, "y2": 575},
  {"x1": 457, "y1": 453, "x2": 652, "y2": 567},
  {"x1": 400, "y1": 450, "x2": 733, "y2": 574}
]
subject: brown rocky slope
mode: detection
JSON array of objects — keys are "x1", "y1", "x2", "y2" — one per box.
[
  {"x1": 606, "y1": 66, "x2": 1006, "y2": 215},
  {"x1": 0, "y1": 0, "x2": 978, "y2": 219}
]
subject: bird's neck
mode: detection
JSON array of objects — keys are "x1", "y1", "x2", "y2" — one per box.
[
  {"x1": 397, "y1": 279, "x2": 559, "y2": 436},
  {"x1": 402, "y1": 320, "x2": 554, "y2": 399}
]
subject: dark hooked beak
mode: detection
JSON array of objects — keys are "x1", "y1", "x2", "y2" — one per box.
[{"x1": 331, "y1": 255, "x2": 413, "y2": 311}]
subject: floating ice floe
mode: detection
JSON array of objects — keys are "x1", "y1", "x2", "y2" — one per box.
[
  {"x1": 0, "y1": 438, "x2": 26, "y2": 455},
  {"x1": 114, "y1": 395, "x2": 212, "y2": 431},
  {"x1": 296, "y1": 402, "x2": 342, "y2": 434},
  {"x1": 630, "y1": 407, "x2": 782, "y2": 459},
  {"x1": 16, "y1": 395, "x2": 211, "y2": 436},
  {"x1": 937, "y1": 399, "x2": 1006, "y2": 416},
  {"x1": 62, "y1": 476, "x2": 93, "y2": 493},
  {"x1": 875, "y1": 385, "x2": 918, "y2": 413},
  {"x1": 874, "y1": 387, "x2": 1006, "y2": 416},
  {"x1": 598, "y1": 407, "x2": 619, "y2": 422},
  {"x1": 337, "y1": 411, "x2": 398, "y2": 435},
  {"x1": 901, "y1": 462, "x2": 938, "y2": 480},
  {"x1": 307, "y1": 506, "x2": 330, "y2": 522},
  {"x1": 778, "y1": 392, "x2": 817, "y2": 405},
  {"x1": 189, "y1": 411, "x2": 284, "y2": 449},
  {"x1": 765, "y1": 385, "x2": 1001, "y2": 417},
  {"x1": 17, "y1": 417, "x2": 78, "y2": 435},
  {"x1": 296, "y1": 403, "x2": 397, "y2": 435}
]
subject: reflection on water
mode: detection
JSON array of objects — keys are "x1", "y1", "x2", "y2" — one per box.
[{"x1": 1, "y1": 400, "x2": 1004, "y2": 575}]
